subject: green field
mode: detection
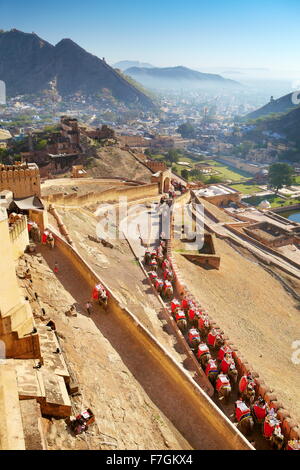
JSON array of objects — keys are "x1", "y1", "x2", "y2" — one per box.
[
  {"x1": 244, "y1": 194, "x2": 300, "y2": 208},
  {"x1": 204, "y1": 160, "x2": 252, "y2": 182},
  {"x1": 151, "y1": 154, "x2": 254, "y2": 183},
  {"x1": 294, "y1": 175, "x2": 300, "y2": 184},
  {"x1": 229, "y1": 183, "x2": 262, "y2": 194}
]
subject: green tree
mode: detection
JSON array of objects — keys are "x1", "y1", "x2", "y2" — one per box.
[
  {"x1": 268, "y1": 163, "x2": 294, "y2": 193},
  {"x1": 166, "y1": 149, "x2": 180, "y2": 163},
  {"x1": 206, "y1": 175, "x2": 223, "y2": 184},
  {"x1": 176, "y1": 122, "x2": 196, "y2": 138},
  {"x1": 36, "y1": 139, "x2": 48, "y2": 150},
  {"x1": 181, "y1": 169, "x2": 189, "y2": 180}
]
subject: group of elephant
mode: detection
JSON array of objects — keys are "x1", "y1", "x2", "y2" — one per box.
[
  {"x1": 143, "y1": 244, "x2": 293, "y2": 451},
  {"x1": 144, "y1": 243, "x2": 174, "y2": 300}
]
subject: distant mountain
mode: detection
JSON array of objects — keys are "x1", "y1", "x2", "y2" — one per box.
[
  {"x1": 0, "y1": 29, "x2": 154, "y2": 108},
  {"x1": 246, "y1": 92, "x2": 298, "y2": 120},
  {"x1": 124, "y1": 66, "x2": 242, "y2": 90},
  {"x1": 113, "y1": 60, "x2": 154, "y2": 71}
]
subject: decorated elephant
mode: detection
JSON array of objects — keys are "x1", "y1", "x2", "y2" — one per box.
[
  {"x1": 263, "y1": 412, "x2": 285, "y2": 450},
  {"x1": 162, "y1": 280, "x2": 173, "y2": 300},
  {"x1": 198, "y1": 314, "x2": 211, "y2": 338},
  {"x1": 188, "y1": 328, "x2": 201, "y2": 350},
  {"x1": 144, "y1": 250, "x2": 151, "y2": 265},
  {"x1": 205, "y1": 359, "x2": 219, "y2": 385},
  {"x1": 251, "y1": 397, "x2": 268, "y2": 425},
  {"x1": 196, "y1": 343, "x2": 211, "y2": 368},
  {"x1": 207, "y1": 329, "x2": 224, "y2": 350},
  {"x1": 175, "y1": 310, "x2": 187, "y2": 333},
  {"x1": 216, "y1": 374, "x2": 231, "y2": 403},
  {"x1": 220, "y1": 353, "x2": 238, "y2": 385},
  {"x1": 235, "y1": 400, "x2": 254, "y2": 436}
]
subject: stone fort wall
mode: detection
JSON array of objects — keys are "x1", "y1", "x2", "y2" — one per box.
[
  {"x1": 0, "y1": 164, "x2": 41, "y2": 198},
  {"x1": 42, "y1": 183, "x2": 159, "y2": 206}
]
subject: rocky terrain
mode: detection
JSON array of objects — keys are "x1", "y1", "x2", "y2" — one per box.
[{"x1": 85, "y1": 146, "x2": 153, "y2": 182}]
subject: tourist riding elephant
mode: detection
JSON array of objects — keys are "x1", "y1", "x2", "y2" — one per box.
[
  {"x1": 242, "y1": 383, "x2": 256, "y2": 404},
  {"x1": 220, "y1": 353, "x2": 238, "y2": 385},
  {"x1": 198, "y1": 314, "x2": 211, "y2": 338},
  {"x1": 161, "y1": 258, "x2": 170, "y2": 271},
  {"x1": 251, "y1": 397, "x2": 268, "y2": 425},
  {"x1": 170, "y1": 299, "x2": 181, "y2": 315},
  {"x1": 216, "y1": 374, "x2": 232, "y2": 403},
  {"x1": 188, "y1": 328, "x2": 201, "y2": 350},
  {"x1": 270, "y1": 427, "x2": 285, "y2": 450},
  {"x1": 47, "y1": 233, "x2": 55, "y2": 249},
  {"x1": 207, "y1": 329, "x2": 225, "y2": 350},
  {"x1": 196, "y1": 343, "x2": 211, "y2": 368},
  {"x1": 205, "y1": 359, "x2": 219, "y2": 385},
  {"x1": 155, "y1": 278, "x2": 164, "y2": 295},
  {"x1": 175, "y1": 311, "x2": 187, "y2": 333},
  {"x1": 239, "y1": 374, "x2": 256, "y2": 403},
  {"x1": 263, "y1": 413, "x2": 285, "y2": 450},
  {"x1": 150, "y1": 259, "x2": 158, "y2": 272},
  {"x1": 144, "y1": 250, "x2": 151, "y2": 265},
  {"x1": 235, "y1": 400, "x2": 254, "y2": 436},
  {"x1": 163, "y1": 269, "x2": 174, "y2": 282},
  {"x1": 163, "y1": 281, "x2": 173, "y2": 300},
  {"x1": 187, "y1": 308, "x2": 199, "y2": 328}
]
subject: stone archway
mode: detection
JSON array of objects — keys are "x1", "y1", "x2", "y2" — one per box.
[
  {"x1": 151, "y1": 169, "x2": 172, "y2": 194},
  {"x1": 163, "y1": 177, "x2": 171, "y2": 193}
]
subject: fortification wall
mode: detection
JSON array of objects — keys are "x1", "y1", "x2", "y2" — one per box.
[
  {"x1": 0, "y1": 165, "x2": 41, "y2": 198},
  {"x1": 203, "y1": 192, "x2": 241, "y2": 208},
  {"x1": 43, "y1": 183, "x2": 159, "y2": 207}
]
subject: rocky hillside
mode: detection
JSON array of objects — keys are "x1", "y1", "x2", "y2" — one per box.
[
  {"x1": 125, "y1": 65, "x2": 241, "y2": 90},
  {"x1": 0, "y1": 29, "x2": 154, "y2": 107},
  {"x1": 86, "y1": 145, "x2": 153, "y2": 182},
  {"x1": 246, "y1": 92, "x2": 298, "y2": 120},
  {"x1": 261, "y1": 106, "x2": 300, "y2": 142}
]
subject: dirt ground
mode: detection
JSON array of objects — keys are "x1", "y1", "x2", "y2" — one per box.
[
  {"x1": 41, "y1": 178, "x2": 128, "y2": 197},
  {"x1": 174, "y1": 236, "x2": 300, "y2": 424},
  {"x1": 21, "y1": 250, "x2": 192, "y2": 450}
]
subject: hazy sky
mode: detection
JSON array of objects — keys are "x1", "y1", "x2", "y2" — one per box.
[{"x1": 1, "y1": 0, "x2": 300, "y2": 79}]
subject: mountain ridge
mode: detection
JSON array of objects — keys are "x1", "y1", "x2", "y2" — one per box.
[
  {"x1": 0, "y1": 29, "x2": 154, "y2": 107},
  {"x1": 125, "y1": 65, "x2": 242, "y2": 90}
]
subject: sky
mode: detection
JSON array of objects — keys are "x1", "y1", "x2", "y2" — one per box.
[{"x1": 1, "y1": 0, "x2": 300, "y2": 80}]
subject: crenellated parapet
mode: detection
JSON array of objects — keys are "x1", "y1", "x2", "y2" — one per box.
[{"x1": 0, "y1": 163, "x2": 41, "y2": 198}]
